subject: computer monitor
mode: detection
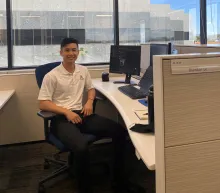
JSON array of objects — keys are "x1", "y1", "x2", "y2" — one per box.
[
  {"x1": 138, "y1": 66, "x2": 153, "y2": 93},
  {"x1": 139, "y1": 43, "x2": 177, "y2": 92},
  {"x1": 109, "y1": 45, "x2": 141, "y2": 84},
  {"x1": 150, "y1": 44, "x2": 169, "y2": 66}
]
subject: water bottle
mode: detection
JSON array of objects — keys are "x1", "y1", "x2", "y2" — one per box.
[{"x1": 148, "y1": 84, "x2": 154, "y2": 131}]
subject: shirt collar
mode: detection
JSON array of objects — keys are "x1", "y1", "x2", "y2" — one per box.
[{"x1": 59, "y1": 63, "x2": 80, "y2": 75}]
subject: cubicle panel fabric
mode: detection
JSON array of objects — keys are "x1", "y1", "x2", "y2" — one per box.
[
  {"x1": 162, "y1": 59, "x2": 220, "y2": 147},
  {"x1": 154, "y1": 54, "x2": 220, "y2": 193},
  {"x1": 165, "y1": 139, "x2": 220, "y2": 193},
  {"x1": 177, "y1": 46, "x2": 220, "y2": 54}
]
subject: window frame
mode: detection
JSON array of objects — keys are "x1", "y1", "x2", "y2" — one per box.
[{"x1": 1, "y1": 0, "x2": 207, "y2": 70}]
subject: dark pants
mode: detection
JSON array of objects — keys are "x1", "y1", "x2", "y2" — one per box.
[{"x1": 51, "y1": 112, "x2": 126, "y2": 193}]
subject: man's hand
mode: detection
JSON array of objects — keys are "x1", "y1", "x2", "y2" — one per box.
[
  {"x1": 65, "y1": 111, "x2": 82, "y2": 124},
  {"x1": 81, "y1": 100, "x2": 93, "y2": 117}
]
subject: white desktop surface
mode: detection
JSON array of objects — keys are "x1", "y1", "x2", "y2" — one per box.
[
  {"x1": 93, "y1": 77, "x2": 155, "y2": 170},
  {"x1": 0, "y1": 90, "x2": 15, "y2": 110}
]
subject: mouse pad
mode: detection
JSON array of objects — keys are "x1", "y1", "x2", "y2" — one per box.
[{"x1": 138, "y1": 99, "x2": 148, "y2": 107}]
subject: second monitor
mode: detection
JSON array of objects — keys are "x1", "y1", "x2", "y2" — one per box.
[
  {"x1": 110, "y1": 45, "x2": 141, "y2": 84},
  {"x1": 150, "y1": 43, "x2": 169, "y2": 66}
]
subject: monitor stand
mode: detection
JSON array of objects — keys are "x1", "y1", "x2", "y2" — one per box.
[{"x1": 113, "y1": 74, "x2": 136, "y2": 85}]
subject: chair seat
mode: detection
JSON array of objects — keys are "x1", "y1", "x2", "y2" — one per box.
[{"x1": 48, "y1": 133, "x2": 98, "y2": 152}]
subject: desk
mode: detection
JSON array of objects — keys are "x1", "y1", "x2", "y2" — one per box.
[
  {"x1": 0, "y1": 90, "x2": 15, "y2": 110},
  {"x1": 93, "y1": 78, "x2": 155, "y2": 170}
]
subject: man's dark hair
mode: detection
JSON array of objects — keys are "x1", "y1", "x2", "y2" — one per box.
[{"x1": 60, "y1": 38, "x2": 79, "y2": 49}]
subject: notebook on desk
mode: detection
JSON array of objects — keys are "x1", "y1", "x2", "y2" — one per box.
[{"x1": 134, "y1": 110, "x2": 148, "y2": 120}]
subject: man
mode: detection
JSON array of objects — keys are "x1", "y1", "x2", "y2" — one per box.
[{"x1": 38, "y1": 38, "x2": 129, "y2": 193}]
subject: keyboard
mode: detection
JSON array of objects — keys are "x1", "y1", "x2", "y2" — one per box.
[{"x1": 118, "y1": 85, "x2": 148, "y2": 99}]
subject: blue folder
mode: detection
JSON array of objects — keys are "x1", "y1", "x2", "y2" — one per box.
[{"x1": 138, "y1": 99, "x2": 148, "y2": 107}]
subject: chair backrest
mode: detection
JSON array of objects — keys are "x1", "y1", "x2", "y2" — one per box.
[
  {"x1": 35, "y1": 62, "x2": 62, "y2": 147},
  {"x1": 35, "y1": 62, "x2": 61, "y2": 88}
]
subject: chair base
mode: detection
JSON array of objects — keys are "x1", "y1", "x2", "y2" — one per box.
[
  {"x1": 39, "y1": 151, "x2": 112, "y2": 193},
  {"x1": 38, "y1": 154, "x2": 69, "y2": 193},
  {"x1": 44, "y1": 155, "x2": 66, "y2": 169}
]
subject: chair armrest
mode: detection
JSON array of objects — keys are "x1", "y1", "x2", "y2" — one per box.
[
  {"x1": 37, "y1": 111, "x2": 56, "y2": 120},
  {"x1": 95, "y1": 95, "x2": 106, "y2": 101},
  {"x1": 38, "y1": 95, "x2": 104, "y2": 119},
  {"x1": 93, "y1": 93, "x2": 106, "y2": 113},
  {"x1": 95, "y1": 90, "x2": 106, "y2": 101}
]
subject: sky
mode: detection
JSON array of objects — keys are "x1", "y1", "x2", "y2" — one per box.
[{"x1": 151, "y1": 0, "x2": 220, "y2": 37}]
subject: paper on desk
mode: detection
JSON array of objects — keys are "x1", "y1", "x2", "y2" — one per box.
[
  {"x1": 134, "y1": 110, "x2": 148, "y2": 120},
  {"x1": 128, "y1": 109, "x2": 148, "y2": 129}
]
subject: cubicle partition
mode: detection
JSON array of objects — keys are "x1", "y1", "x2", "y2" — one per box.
[
  {"x1": 141, "y1": 44, "x2": 220, "y2": 72},
  {"x1": 175, "y1": 44, "x2": 220, "y2": 54},
  {"x1": 154, "y1": 53, "x2": 220, "y2": 193}
]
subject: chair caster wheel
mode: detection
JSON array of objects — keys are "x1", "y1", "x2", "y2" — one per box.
[
  {"x1": 38, "y1": 185, "x2": 45, "y2": 193},
  {"x1": 44, "y1": 161, "x2": 50, "y2": 169}
]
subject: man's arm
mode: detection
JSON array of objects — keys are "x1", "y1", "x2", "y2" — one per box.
[
  {"x1": 40, "y1": 100, "x2": 82, "y2": 124},
  {"x1": 38, "y1": 74, "x2": 69, "y2": 114},
  {"x1": 39, "y1": 100, "x2": 69, "y2": 115},
  {"x1": 81, "y1": 68, "x2": 96, "y2": 116},
  {"x1": 87, "y1": 88, "x2": 96, "y2": 103},
  {"x1": 38, "y1": 74, "x2": 82, "y2": 123},
  {"x1": 81, "y1": 88, "x2": 96, "y2": 116}
]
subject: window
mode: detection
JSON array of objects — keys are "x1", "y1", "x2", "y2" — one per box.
[
  {"x1": 12, "y1": 0, "x2": 113, "y2": 67},
  {"x1": 0, "y1": 0, "x2": 213, "y2": 70},
  {"x1": 0, "y1": 1, "x2": 7, "y2": 68},
  {"x1": 118, "y1": 0, "x2": 200, "y2": 45},
  {"x1": 206, "y1": 0, "x2": 220, "y2": 44}
]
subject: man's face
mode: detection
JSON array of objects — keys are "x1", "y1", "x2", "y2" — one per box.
[{"x1": 60, "y1": 43, "x2": 79, "y2": 63}]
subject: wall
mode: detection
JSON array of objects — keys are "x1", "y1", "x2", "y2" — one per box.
[{"x1": 0, "y1": 68, "x2": 119, "y2": 145}]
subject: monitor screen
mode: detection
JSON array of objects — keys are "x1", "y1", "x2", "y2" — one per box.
[
  {"x1": 110, "y1": 45, "x2": 141, "y2": 76},
  {"x1": 138, "y1": 66, "x2": 153, "y2": 92},
  {"x1": 150, "y1": 44, "x2": 168, "y2": 66}
]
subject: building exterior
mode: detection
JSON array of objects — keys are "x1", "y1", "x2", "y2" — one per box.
[{"x1": 0, "y1": 0, "x2": 191, "y2": 66}]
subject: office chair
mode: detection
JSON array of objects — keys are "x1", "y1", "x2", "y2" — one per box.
[{"x1": 35, "y1": 62, "x2": 110, "y2": 193}]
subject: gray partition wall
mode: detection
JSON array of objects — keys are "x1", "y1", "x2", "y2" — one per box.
[{"x1": 154, "y1": 53, "x2": 220, "y2": 193}]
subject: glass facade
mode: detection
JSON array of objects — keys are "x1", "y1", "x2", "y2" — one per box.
[
  {"x1": 119, "y1": 0, "x2": 200, "y2": 45},
  {"x1": 207, "y1": 0, "x2": 220, "y2": 43},
  {"x1": 12, "y1": 0, "x2": 113, "y2": 67},
  {"x1": 0, "y1": 0, "x2": 213, "y2": 69},
  {"x1": 0, "y1": 1, "x2": 7, "y2": 68}
]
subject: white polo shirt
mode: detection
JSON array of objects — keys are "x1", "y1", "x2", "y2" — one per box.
[{"x1": 38, "y1": 63, "x2": 94, "y2": 111}]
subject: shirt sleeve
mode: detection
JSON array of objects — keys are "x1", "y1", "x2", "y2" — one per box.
[
  {"x1": 38, "y1": 73, "x2": 56, "y2": 101},
  {"x1": 85, "y1": 68, "x2": 94, "y2": 91}
]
